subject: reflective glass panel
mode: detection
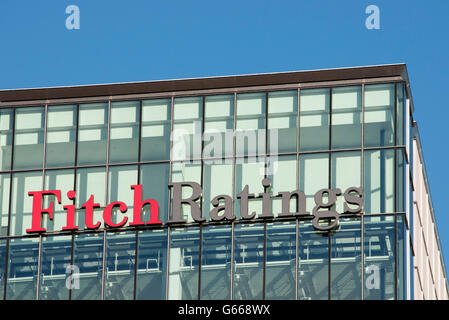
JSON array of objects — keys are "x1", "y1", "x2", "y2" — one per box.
[
  {"x1": 39, "y1": 235, "x2": 72, "y2": 300},
  {"x1": 396, "y1": 83, "x2": 405, "y2": 146},
  {"x1": 104, "y1": 231, "x2": 136, "y2": 300},
  {"x1": 364, "y1": 149, "x2": 394, "y2": 214},
  {"x1": 141, "y1": 99, "x2": 171, "y2": 161},
  {"x1": 109, "y1": 101, "x2": 140, "y2": 164},
  {"x1": 72, "y1": 232, "x2": 104, "y2": 300},
  {"x1": 0, "y1": 239, "x2": 5, "y2": 300},
  {"x1": 299, "y1": 153, "x2": 329, "y2": 212},
  {"x1": 267, "y1": 155, "x2": 297, "y2": 216},
  {"x1": 171, "y1": 161, "x2": 201, "y2": 222},
  {"x1": 173, "y1": 97, "x2": 202, "y2": 161},
  {"x1": 331, "y1": 86, "x2": 362, "y2": 149},
  {"x1": 364, "y1": 215, "x2": 395, "y2": 300},
  {"x1": 268, "y1": 90, "x2": 297, "y2": 154},
  {"x1": 44, "y1": 169, "x2": 75, "y2": 232},
  {"x1": 107, "y1": 165, "x2": 138, "y2": 226},
  {"x1": 140, "y1": 163, "x2": 170, "y2": 223},
  {"x1": 202, "y1": 161, "x2": 233, "y2": 221},
  {"x1": 76, "y1": 167, "x2": 106, "y2": 229},
  {"x1": 299, "y1": 88, "x2": 329, "y2": 151},
  {"x1": 204, "y1": 95, "x2": 234, "y2": 159},
  {"x1": 0, "y1": 174, "x2": 10, "y2": 236},
  {"x1": 10, "y1": 171, "x2": 42, "y2": 236},
  {"x1": 6, "y1": 237, "x2": 40, "y2": 300},
  {"x1": 265, "y1": 221, "x2": 296, "y2": 300},
  {"x1": 13, "y1": 106, "x2": 45, "y2": 170},
  {"x1": 397, "y1": 214, "x2": 405, "y2": 300},
  {"x1": 331, "y1": 151, "x2": 361, "y2": 213},
  {"x1": 200, "y1": 225, "x2": 232, "y2": 299},
  {"x1": 236, "y1": 92, "x2": 266, "y2": 157},
  {"x1": 298, "y1": 221, "x2": 328, "y2": 300},
  {"x1": 330, "y1": 218, "x2": 361, "y2": 300},
  {"x1": 234, "y1": 157, "x2": 265, "y2": 220},
  {"x1": 46, "y1": 105, "x2": 76, "y2": 167},
  {"x1": 77, "y1": 102, "x2": 108, "y2": 165},
  {"x1": 136, "y1": 229, "x2": 168, "y2": 300},
  {"x1": 364, "y1": 84, "x2": 395, "y2": 147},
  {"x1": 168, "y1": 227, "x2": 200, "y2": 300},
  {"x1": 233, "y1": 223, "x2": 264, "y2": 300},
  {"x1": 0, "y1": 109, "x2": 13, "y2": 171}
]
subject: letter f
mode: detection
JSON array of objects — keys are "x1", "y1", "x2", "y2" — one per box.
[{"x1": 26, "y1": 190, "x2": 61, "y2": 233}]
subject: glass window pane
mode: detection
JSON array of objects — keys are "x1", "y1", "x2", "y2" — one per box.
[
  {"x1": 141, "y1": 99, "x2": 171, "y2": 162},
  {"x1": 204, "y1": 95, "x2": 234, "y2": 159},
  {"x1": 364, "y1": 149, "x2": 394, "y2": 214},
  {"x1": 173, "y1": 97, "x2": 202, "y2": 161},
  {"x1": 236, "y1": 93, "x2": 266, "y2": 157},
  {"x1": 44, "y1": 169, "x2": 75, "y2": 232},
  {"x1": 0, "y1": 239, "x2": 6, "y2": 300},
  {"x1": 396, "y1": 83, "x2": 405, "y2": 146},
  {"x1": 396, "y1": 149, "x2": 405, "y2": 213},
  {"x1": 202, "y1": 161, "x2": 233, "y2": 221},
  {"x1": 109, "y1": 101, "x2": 140, "y2": 164},
  {"x1": 265, "y1": 221, "x2": 296, "y2": 300},
  {"x1": 168, "y1": 227, "x2": 200, "y2": 300},
  {"x1": 6, "y1": 237, "x2": 40, "y2": 300},
  {"x1": 171, "y1": 161, "x2": 201, "y2": 222},
  {"x1": 299, "y1": 88, "x2": 329, "y2": 151},
  {"x1": 13, "y1": 106, "x2": 45, "y2": 170},
  {"x1": 331, "y1": 86, "x2": 362, "y2": 149},
  {"x1": 330, "y1": 218, "x2": 361, "y2": 300},
  {"x1": 299, "y1": 153, "x2": 329, "y2": 212},
  {"x1": 108, "y1": 165, "x2": 137, "y2": 226},
  {"x1": 46, "y1": 105, "x2": 76, "y2": 168},
  {"x1": 331, "y1": 151, "x2": 361, "y2": 213},
  {"x1": 0, "y1": 109, "x2": 13, "y2": 171},
  {"x1": 136, "y1": 229, "x2": 168, "y2": 300},
  {"x1": 298, "y1": 221, "x2": 328, "y2": 300},
  {"x1": 76, "y1": 167, "x2": 106, "y2": 229},
  {"x1": 0, "y1": 174, "x2": 10, "y2": 236},
  {"x1": 140, "y1": 163, "x2": 170, "y2": 223},
  {"x1": 72, "y1": 232, "x2": 104, "y2": 300},
  {"x1": 364, "y1": 215, "x2": 395, "y2": 300},
  {"x1": 397, "y1": 214, "x2": 405, "y2": 300},
  {"x1": 104, "y1": 231, "x2": 136, "y2": 300},
  {"x1": 233, "y1": 223, "x2": 264, "y2": 300},
  {"x1": 267, "y1": 155, "x2": 297, "y2": 216},
  {"x1": 200, "y1": 225, "x2": 232, "y2": 299},
  {"x1": 39, "y1": 235, "x2": 72, "y2": 300},
  {"x1": 364, "y1": 84, "x2": 395, "y2": 147},
  {"x1": 77, "y1": 102, "x2": 108, "y2": 166},
  {"x1": 10, "y1": 171, "x2": 42, "y2": 236},
  {"x1": 234, "y1": 157, "x2": 265, "y2": 220},
  {"x1": 268, "y1": 90, "x2": 297, "y2": 154}
]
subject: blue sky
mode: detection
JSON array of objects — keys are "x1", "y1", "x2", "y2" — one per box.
[{"x1": 1, "y1": 1, "x2": 449, "y2": 270}]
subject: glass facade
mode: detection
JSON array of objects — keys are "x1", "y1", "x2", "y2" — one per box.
[{"x1": 0, "y1": 82, "x2": 409, "y2": 300}]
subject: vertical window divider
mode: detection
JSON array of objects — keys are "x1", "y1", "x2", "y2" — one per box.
[
  {"x1": 198, "y1": 96, "x2": 205, "y2": 300},
  {"x1": 361, "y1": 83, "x2": 365, "y2": 300},
  {"x1": 328, "y1": 88, "x2": 332, "y2": 300},
  {"x1": 101, "y1": 229, "x2": 106, "y2": 300},
  {"x1": 68, "y1": 233, "x2": 75, "y2": 300},
  {"x1": 165, "y1": 96, "x2": 174, "y2": 300},
  {"x1": 295, "y1": 88, "x2": 300, "y2": 301},
  {"x1": 394, "y1": 83, "x2": 398, "y2": 300},
  {"x1": 133, "y1": 230, "x2": 138, "y2": 300},
  {"x1": 230, "y1": 92, "x2": 237, "y2": 300},
  {"x1": 36, "y1": 234, "x2": 43, "y2": 300},
  {"x1": 262, "y1": 91, "x2": 268, "y2": 300}
]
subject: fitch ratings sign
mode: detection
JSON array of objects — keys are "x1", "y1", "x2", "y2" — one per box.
[{"x1": 25, "y1": 179, "x2": 363, "y2": 233}]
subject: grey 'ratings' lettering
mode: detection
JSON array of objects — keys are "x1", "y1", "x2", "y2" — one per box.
[
  {"x1": 365, "y1": 5, "x2": 380, "y2": 30},
  {"x1": 66, "y1": 5, "x2": 80, "y2": 30}
]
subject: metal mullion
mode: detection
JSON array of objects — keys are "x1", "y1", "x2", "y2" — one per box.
[
  {"x1": 197, "y1": 96, "x2": 205, "y2": 300},
  {"x1": 394, "y1": 83, "x2": 398, "y2": 300},
  {"x1": 230, "y1": 92, "x2": 237, "y2": 300},
  {"x1": 295, "y1": 88, "x2": 300, "y2": 301},
  {"x1": 165, "y1": 96, "x2": 174, "y2": 300},
  {"x1": 295, "y1": 218, "x2": 299, "y2": 300},
  {"x1": 133, "y1": 230, "x2": 138, "y2": 300},
  {"x1": 35, "y1": 234, "x2": 43, "y2": 300},
  {"x1": 328, "y1": 87, "x2": 332, "y2": 300},
  {"x1": 361, "y1": 83, "x2": 365, "y2": 300},
  {"x1": 100, "y1": 229, "x2": 107, "y2": 300},
  {"x1": 68, "y1": 233, "x2": 75, "y2": 300}
]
